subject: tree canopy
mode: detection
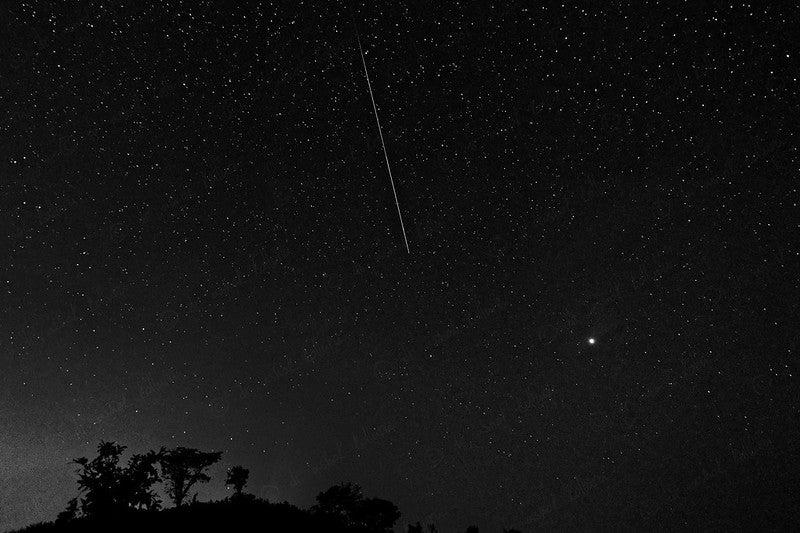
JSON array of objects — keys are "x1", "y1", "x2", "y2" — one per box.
[{"x1": 159, "y1": 446, "x2": 223, "y2": 507}]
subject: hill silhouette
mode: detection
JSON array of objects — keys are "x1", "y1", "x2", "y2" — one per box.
[
  {"x1": 6, "y1": 441, "x2": 507, "y2": 533},
  {"x1": 11, "y1": 497, "x2": 388, "y2": 533}
]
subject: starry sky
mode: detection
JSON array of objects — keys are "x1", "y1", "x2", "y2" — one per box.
[{"x1": 1, "y1": 1, "x2": 798, "y2": 531}]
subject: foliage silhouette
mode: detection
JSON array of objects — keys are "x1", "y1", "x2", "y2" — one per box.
[
  {"x1": 122, "y1": 449, "x2": 163, "y2": 511},
  {"x1": 71, "y1": 441, "x2": 127, "y2": 517},
  {"x1": 69, "y1": 441, "x2": 162, "y2": 518},
  {"x1": 54, "y1": 499, "x2": 78, "y2": 525},
  {"x1": 310, "y1": 482, "x2": 400, "y2": 532},
  {"x1": 311, "y1": 481, "x2": 364, "y2": 523},
  {"x1": 351, "y1": 497, "x2": 401, "y2": 532},
  {"x1": 159, "y1": 446, "x2": 222, "y2": 507},
  {"x1": 225, "y1": 465, "x2": 250, "y2": 497}
]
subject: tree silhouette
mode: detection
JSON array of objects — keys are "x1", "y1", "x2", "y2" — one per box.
[
  {"x1": 351, "y1": 497, "x2": 401, "y2": 532},
  {"x1": 226, "y1": 465, "x2": 249, "y2": 497},
  {"x1": 311, "y1": 482, "x2": 400, "y2": 531},
  {"x1": 312, "y1": 482, "x2": 364, "y2": 524},
  {"x1": 159, "y1": 446, "x2": 222, "y2": 507}
]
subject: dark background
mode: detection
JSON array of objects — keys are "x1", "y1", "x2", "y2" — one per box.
[{"x1": 1, "y1": 1, "x2": 798, "y2": 531}]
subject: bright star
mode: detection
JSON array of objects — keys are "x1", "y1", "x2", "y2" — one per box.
[{"x1": 588, "y1": 338, "x2": 596, "y2": 345}]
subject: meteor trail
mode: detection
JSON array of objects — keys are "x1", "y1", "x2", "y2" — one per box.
[{"x1": 352, "y1": 16, "x2": 411, "y2": 254}]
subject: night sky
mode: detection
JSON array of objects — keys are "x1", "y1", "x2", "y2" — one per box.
[{"x1": 1, "y1": 1, "x2": 798, "y2": 531}]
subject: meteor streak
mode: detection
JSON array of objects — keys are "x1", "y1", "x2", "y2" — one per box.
[{"x1": 352, "y1": 15, "x2": 411, "y2": 254}]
